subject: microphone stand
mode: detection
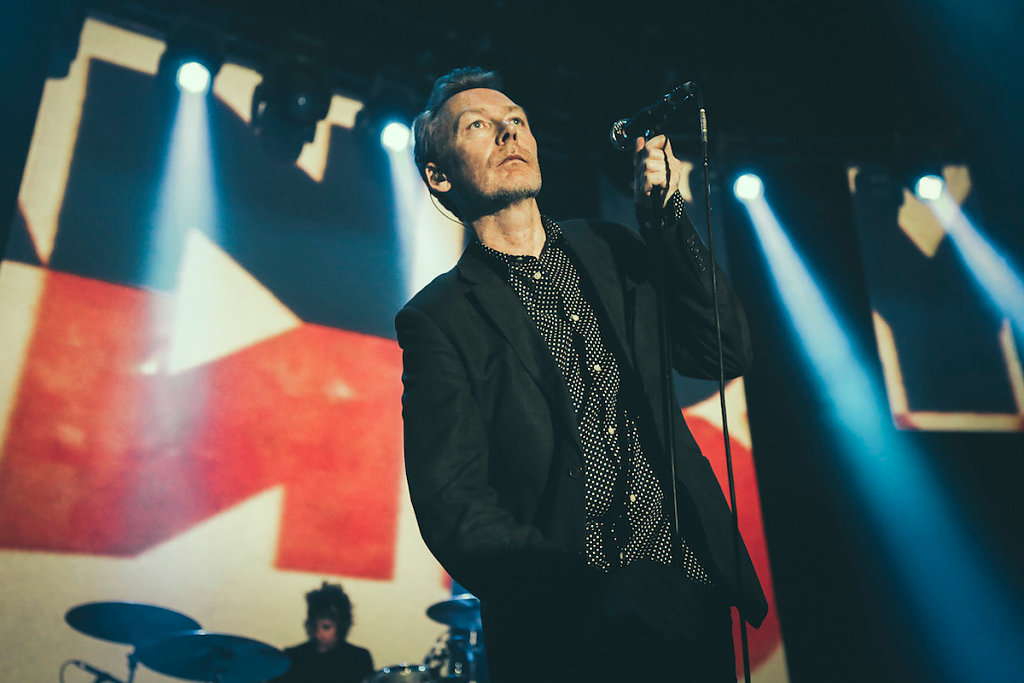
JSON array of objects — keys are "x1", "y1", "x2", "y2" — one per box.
[
  {"x1": 693, "y1": 86, "x2": 752, "y2": 683},
  {"x1": 638, "y1": 85, "x2": 752, "y2": 683}
]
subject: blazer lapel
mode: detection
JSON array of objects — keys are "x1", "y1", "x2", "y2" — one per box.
[
  {"x1": 457, "y1": 247, "x2": 584, "y2": 456},
  {"x1": 560, "y1": 221, "x2": 636, "y2": 374}
]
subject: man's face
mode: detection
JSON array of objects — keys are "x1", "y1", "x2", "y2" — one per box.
[{"x1": 431, "y1": 88, "x2": 542, "y2": 213}]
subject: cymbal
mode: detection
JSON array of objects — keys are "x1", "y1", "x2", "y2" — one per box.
[
  {"x1": 65, "y1": 601, "x2": 201, "y2": 646},
  {"x1": 426, "y1": 594, "x2": 481, "y2": 631},
  {"x1": 135, "y1": 630, "x2": 290, "y2": 683}
]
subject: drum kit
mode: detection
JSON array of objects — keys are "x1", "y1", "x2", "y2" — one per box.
[
  {"x1": 63, "y1": 594, "x2": 486, "y2": 683},
  {"x1": 365, "y1": 594, "x2": 489, "y2": 683},
  {"x1": 63, "y1": 601, "x2": 289, "y2": 683}
]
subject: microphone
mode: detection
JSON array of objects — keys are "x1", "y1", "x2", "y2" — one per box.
[
  {"x1": 609, "y1": 82, "x2": 697, "y2": 151},
  {"x1": 69, "y1": 660, "x2": 124, "y2": 683}
]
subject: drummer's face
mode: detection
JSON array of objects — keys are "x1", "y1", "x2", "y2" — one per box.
[{"x1": 312, "y1": 618, "x2": 339, "y2": 652}]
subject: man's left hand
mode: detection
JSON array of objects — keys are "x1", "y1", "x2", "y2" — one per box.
[{"x1": 634, "y1": 134, "x2": 683, "y2": 208}]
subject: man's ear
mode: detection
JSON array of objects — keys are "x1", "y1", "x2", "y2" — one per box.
[{"x1": 425, "y1": 162, "x2": 451, "y2": 193}]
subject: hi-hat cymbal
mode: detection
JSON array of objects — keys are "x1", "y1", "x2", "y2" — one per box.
[
  {"x1": 136, "y1": 630, "x2": 290, "y2": 683},
  {"x1": 426, "y1": 594, "x2": 481, "y2": 631},
  {"x1": 65, "y1": 601, "x2": 201, "y2": 646}
]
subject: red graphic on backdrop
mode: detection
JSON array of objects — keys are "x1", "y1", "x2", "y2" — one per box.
[
  {"x1": 0, "y1": 269, "x2": 782, "y2": 671},
  {"x1": 0, "y1": 270, "x2": 404, "y2": 579},
  {"x1": 683, "y1": 409, "x2": 781, "y2": 673}
]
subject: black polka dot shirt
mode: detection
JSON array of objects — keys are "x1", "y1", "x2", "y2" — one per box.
[{"x1": 474, "y1": 214, "x2": 710, "y2": 583}]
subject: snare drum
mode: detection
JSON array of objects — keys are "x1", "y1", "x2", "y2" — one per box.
[{"x1": 365, "y1": 663, "x2": 434, "y2": 682}]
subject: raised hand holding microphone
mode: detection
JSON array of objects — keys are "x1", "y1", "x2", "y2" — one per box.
[{"x1": 634, "y1": 134, "x2": 684, "y2": 209}]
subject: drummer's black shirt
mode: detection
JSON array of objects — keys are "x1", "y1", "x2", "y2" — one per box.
[{"x1": 272, "y1": 641, "x2": 374, "y2": 683}]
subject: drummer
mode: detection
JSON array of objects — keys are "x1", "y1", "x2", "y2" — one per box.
[{"x1": 272, "y1": 582, "x2": 374, "y2": 683}]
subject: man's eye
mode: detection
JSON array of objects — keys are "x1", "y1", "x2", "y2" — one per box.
[{"x1": 470, "y1": 120, "x2": 484, "y2": 129}]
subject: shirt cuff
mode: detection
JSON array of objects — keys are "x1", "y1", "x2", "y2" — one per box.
[{"x1": 637, "y1": 190, "x2": 685, "y2": 229}]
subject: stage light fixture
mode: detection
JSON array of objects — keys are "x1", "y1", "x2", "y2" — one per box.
[
  {"x1": 354, "y1": 70, "x2": 420, "y2": 153},
  {"x1": 915, "y1": 174, "x2": 945, "y2": 201},
  {"x1": 157, "y1": 19, "x2": 224, "y2": 96},
  {"x1": 176, "y1": 61, "x2": 212, "y2": 95},
  {"x1": 380, "y1": 122, "x2": 412, "y2": 151},
  {"x1": 733, "y1": 173, "x2": 764, "y2": 201},
  {"x1": 251, "y1": 54, "x2": 332, "y2": 161}
]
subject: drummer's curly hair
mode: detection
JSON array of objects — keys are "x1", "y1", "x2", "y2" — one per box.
[{"x1": 303, "y1": 581, "x2": 353, "y2": 640}]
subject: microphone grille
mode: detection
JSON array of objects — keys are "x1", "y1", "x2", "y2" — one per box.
[{"x1": 609, "y1": 119, "x2": 630, "y2": 151}]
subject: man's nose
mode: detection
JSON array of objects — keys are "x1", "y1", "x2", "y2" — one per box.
[{"x1": 498, "y1": 121, "x2": 517, "y2": 143}]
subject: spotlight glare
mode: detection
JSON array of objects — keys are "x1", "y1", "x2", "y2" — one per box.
[
  {"x1": 915, "y1": 175, "x2": 945, "y2": 201},
  {"x1": 176, "y1": 61, "x2": 211, "y2": 95},
  {"x1": 734, "y1": 173, "x2": 764, "y2": 201},
  {"x1": 381, "y1": 122, "x2": 411, "y2": 151}
]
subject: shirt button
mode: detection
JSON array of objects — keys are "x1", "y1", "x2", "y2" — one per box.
[
  {"x1": 570, "y1": 314, "x2": 580, "y2": 322},
  {"x1": 533, "y1": 271, "x2": 542, "y2": 280},
  {"x1": 629, "y1": 493, "x2": 637, "y2": 503},
  {"x1": 607, "y1": 426, "x2": 616, "y2": 435},
  {"x1": 593, "y1": 364, "x2": 602, "y2": 373},
  {"x1": 568, "y1": 465, "x2": 583, "y2": 479}
]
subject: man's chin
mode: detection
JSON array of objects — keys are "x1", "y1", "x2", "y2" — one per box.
[
  {"x1": 457, "y1": 182, "x2": 543, "y2": 220},
  {"x1": 489, "y1": 184, "x2": 542, "y2": 207}
]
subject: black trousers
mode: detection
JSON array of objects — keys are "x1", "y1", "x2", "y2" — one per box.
[{"x1": 482, "y1": 581, "x2": 736, "y2": 683}]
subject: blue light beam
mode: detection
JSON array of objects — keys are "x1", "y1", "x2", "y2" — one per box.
[
  {"x1": 739, "y1": 193, "x2": 1024, "y2": 680},
  {"x1": 147, "y1": 89, "x2": 219, "y2": 288},
  {"x1": 384, "y1": 140, "x2": 465, "y2": 300},
  {"x1": 925, "y1": 193, "x2": 1024, "y2": 334}
]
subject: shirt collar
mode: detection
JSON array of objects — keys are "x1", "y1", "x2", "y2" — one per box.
[{"x1": 473, "y1": 217, "x2": 564, "y2": 271}]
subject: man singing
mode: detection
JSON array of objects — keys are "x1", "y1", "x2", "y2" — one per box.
[{"x1": 396, "y1": 67, "x2": 767, "y2": 682}]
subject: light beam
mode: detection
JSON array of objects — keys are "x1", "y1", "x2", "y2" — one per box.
[
  {"x1": 739, "y1": 189, "x2": 1024, "y2": 680},
  {"x1": 924, "y1": 193, "x2": 1024, "y2": 334}
]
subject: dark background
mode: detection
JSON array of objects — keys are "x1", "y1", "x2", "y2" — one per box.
[{"x1": 3, "y1": 1, "x2": 1023, "y2": 681}]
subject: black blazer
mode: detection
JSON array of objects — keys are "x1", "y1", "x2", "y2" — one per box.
[{"x1": 396, "y1": 210, "x2": 768, "y2": 628}]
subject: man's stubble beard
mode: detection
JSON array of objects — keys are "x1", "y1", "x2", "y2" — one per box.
[
  {"x1": 448, "y1": 157, "x2": 543, "y2": 219},
  {"x1": 489, "y1": 183, "x2": 542, "y2": 207},
  {"x1": 478, "y1": 167, "x2": 543, "y2": 213}
]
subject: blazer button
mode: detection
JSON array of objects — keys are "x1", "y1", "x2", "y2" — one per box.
[{"x1": 568, "y1": 465, "x2": 583, "y2": 479}]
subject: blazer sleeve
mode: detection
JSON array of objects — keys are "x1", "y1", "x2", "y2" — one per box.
[
  {"x1": 638, "y1": 192, "x2": 753, "y2": 380},
  {"x1": 396, "y1": 303, "x2": 599, "y2": 608}
]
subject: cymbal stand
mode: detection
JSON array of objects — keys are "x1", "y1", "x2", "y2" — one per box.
[{"x1": 125, "y1": 650, "x2": 138, "y2": 683}]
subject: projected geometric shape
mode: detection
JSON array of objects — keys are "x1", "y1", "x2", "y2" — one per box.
[
  {"x1": 0, "y1": 270, "x2": 404, "y2": 579},
  {"x1": 895, "y1": 165, "x2": 971, "y2": 259},
  {"x1": 212, "y1": 63, "x2": 263, "y2": 125},
  {"x1": 850, "y1": 163, "x2": 1022, "y2": 431},
  {"x1": 874, "y1": 311, "x2": 1024, "y2": 431},
  {"x1": 897, "y1": 188, "x2": 947, "y2": 258},
  {"x1": 296, "y1": 95, "x2": 363, "y2": 183},
  {"x1": 0, "y1": 262, "x2": 47, "y2": 451},
  {"x1": 17, "y1": 18, "x2": 165, "y2": 267},
  {"x1": 684, "y1": 386, "x2": 785, "y2": 680},
  {"x1": 169, "y1": 229, "x2": 301, "y2": 374}
]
